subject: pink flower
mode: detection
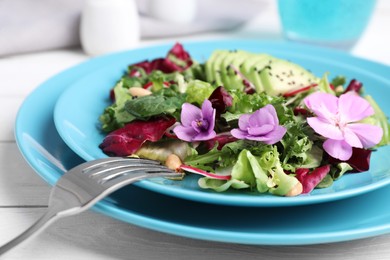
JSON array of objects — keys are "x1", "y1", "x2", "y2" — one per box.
[
  {"x1": 304, "y1": 92, "x2": 383, "y2": 161},
  {"x1": 173, "y1": 100, "x2": 216, "y2": 142},
  {"x1": 230, "y1": 104, "x2": 286, "y2": 144}
]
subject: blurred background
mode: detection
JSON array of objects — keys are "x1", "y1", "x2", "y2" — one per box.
[{"x1": 0, "y1": 0, "x2": 389, "y2": 63}]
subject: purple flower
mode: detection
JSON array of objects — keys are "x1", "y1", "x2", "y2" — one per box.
[
  {"x1": 304, "y1": 92, "x2": 383, "y2": 161},
  {"x1": 173, "y1": 100, "x2": 216, "y2": 142},
  {"x1": 230, "y1": 104, "x2": 286, "y2": 144}
]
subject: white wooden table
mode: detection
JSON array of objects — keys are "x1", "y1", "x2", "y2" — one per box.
[{"x1": 1, "y1": 1, "x2": 390, "y2": 259}]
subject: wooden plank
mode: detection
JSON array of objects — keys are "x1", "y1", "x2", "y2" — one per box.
[
  {"x1": 0, "y1": 143, "x2": 50, "y2": 206},
  {"x1": 0, "y1": 208, "x2": 390, "y2": 260}
]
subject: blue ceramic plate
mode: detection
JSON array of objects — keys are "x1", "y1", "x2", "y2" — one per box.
[
  {"x1": 53, "y1": 40, "x2": 390, "y2": 207},
  {"x1": 15, "y1": 40, "x2": 390, "y2": 245}
]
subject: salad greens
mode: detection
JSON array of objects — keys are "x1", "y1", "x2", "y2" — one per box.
[{"x1": 98, "y1": 43, "x2": 390, "y2": 197}]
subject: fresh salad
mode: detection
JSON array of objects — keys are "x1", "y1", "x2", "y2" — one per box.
[{"x1": 98, "y1": 43, "x2": 390, "y2": 197}]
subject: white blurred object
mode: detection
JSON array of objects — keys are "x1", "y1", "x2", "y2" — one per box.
[
  {"x1": 80, "y1": 0, "x2": 140, "y2": 56},
  {"x1": 0, "y1": 0, "x2": 266, "y2": 56},
  {"x1": 146, "y1": 0, "x2": 197, "y2": 23},
  {"x1": 137, "y1": 0, "x2": 266, "y2": 38},
  {"x1": 0, "y1": 0, "x2": 83, "y2": 57}
]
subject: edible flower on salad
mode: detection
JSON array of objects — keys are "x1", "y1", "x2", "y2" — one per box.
[
  {"x1": 230, "y1": 104, "x2": 287, "y2": 145},
  {"x1": 173, "y1": 100, "x2": 217, "y2": 142},
  {"x1": 304, "y1": 92, "x2": 383, "y2": 160}
]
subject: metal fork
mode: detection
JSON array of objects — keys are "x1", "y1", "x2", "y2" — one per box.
[{"x1": 0, "y1": 157, "x2": 182, "y2": 256}]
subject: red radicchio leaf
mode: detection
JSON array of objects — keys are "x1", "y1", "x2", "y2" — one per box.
[
  {"x1": 203, "y1": 133, "x2": 238, "y2": 151},
  {"x1": 293, "y1": 107, "x2": 309, "y2": 116},
  {"x1": 169, "y1": 42, "x2": 191, "y2": 61},
  {"x1": 143, "y1": 81, "x2": 170, "y2": 90},
  {"x1": 129, "y1": 43, "x2": 193, "y2": 75},
  {"x1": 328, "y1": 147, "x2": 372, "y2": 172},
  {"x1": 99, "y1": 117, "x2": 176, "y2": 156},
  {"x1": 343, "y1": 79, "x2": 363, "y2": 94},
  {"x1": 129, "y1": 68, "x2": 142, "y2": 77},
  {"x1": 129, "y1": 59, "x2": 164, "y2": 74},
  {"x1": 109, "y1": 88, "x2": 115, "y2": 102},
  {"x1": 208, "y1": 86, "x2": 233, "y2": 118},
  {"x1": 296, "y1": 165, "x2": 331, "y2": 194}
]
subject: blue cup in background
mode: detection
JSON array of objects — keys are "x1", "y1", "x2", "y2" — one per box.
[{"x1": 277, "y1": 0, "x2": 377, "y2": 49}]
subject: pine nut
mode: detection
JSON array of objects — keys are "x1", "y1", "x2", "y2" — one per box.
[
  {"x1": 285, "y1": 182, "x2": 303, "y2": 197},
  {"x1": 129, "y1": 87, "x2": 152, "y2": 97},
  {"x1": 165, "y1": 154, "x2": 183, "y2": 172}
]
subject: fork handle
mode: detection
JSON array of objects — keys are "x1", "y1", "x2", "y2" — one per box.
[
  {"x1": 0, "y1": 208, "x2": 61, "y2": 256},
  {"x1": 0, "y1": 168, "x2": 182, "y2": 255}
]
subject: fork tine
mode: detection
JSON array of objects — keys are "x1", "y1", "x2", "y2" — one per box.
[
  {"x1": 100, "y1": 167, "x2": 174, "y2": 183},
  {"x1": 81, "y1": 157, "x2": 160, "y2": 175},
  {"x1": 91, "y1": 164, "x2": 171, "y2": 180},
  {"x1": 100, "y1": 169, "x2": 181, "y2": 188}
]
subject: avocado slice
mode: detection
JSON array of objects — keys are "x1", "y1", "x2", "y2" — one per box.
[
  {"x1": 220, "y1": 50, "x2": 251, "y2": 91},
  {"x1": 205, "y1": 50, "x2": 224, "y2": 84},
  {"x1": 241, "y1": 54, "x2": 275, "y2": 93},
  {"x1": 206, "y1": 50, "x2": 319, "y2": 96},
  {"x1": 259, "y1": 59, "x2": 318, "y2": 96},
  {"x1": 206, "y1": 50, "x2": 229, "y2": 86}
]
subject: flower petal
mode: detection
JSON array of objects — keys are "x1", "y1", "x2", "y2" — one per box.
[
  {"x1": 244, "y1": 125, "x2": 286, "y2": 144},
  {"x1": 343, "y1": 126, "x2": 363, "y2": 148},
  {"x1": 247, "y1": 124, "x2": 274, "y2": 136},
  {"x1": 201, "y1": 99, "x2": 215, "y2": 123},
  {"x1": 190, "y1": 121, "x2": 202, "y2": 133},
  {"x1": 238, "y1": 114, "x2": 251, "y2": 131},
  {"x1": 173, "y1": 125, "x2": 198, "y2": 142},
  {"x1": 323, "y1": 139, "x2": 353, "y2": 161},
  {"x1": 193, "y1": 129, "x2": 217, "y2": 141},
  {"x1": 347, "y1": 123, "x2": 383, "y2": 148},
  {"x1": 181, "y1": 103, "x2": 201, "y2": 126},
  {"x1": 231, "y1": 129, "x2": 249, "y2": 139},
  {"x1": 240, "y1": 135, "x2": 270, "y2": 142},
  {"x1": 249, "y1": 104, "x2": 278, "y2": 127},
  {"x1": 307, "y1": 117, "x2": 344, "y2": 140},
  {"x1": 261, "y1": 125, "x2": 287, "y2": 144},
  {"x1": 338, "y1": 92, "x2": 374, "y2": 123},
  {"x1": 304, "y1": 92, "x2": 338, "y2": 121},
  {"x1": 208, "y1": 107, "x2": 216, "y2": 132}
]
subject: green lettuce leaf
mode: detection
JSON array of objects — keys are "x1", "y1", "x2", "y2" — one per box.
[
  {"x1": 245, "y1": 150, "x2": 269, "y2": 193},
  {"x1": 330, "y1": 162, "x2": 353, "y2": 180},
  {"x1": 197, "y1": 147, "x2": 299, "y2": 196},
  {"x1": 99, "y1": 81, "x2": 136, "y2": 132},
  {"x1": 184, "y1": 145, "x2": 222, "y2": 172},
  {"x1": 363, "y1": 95, "x2": 390, "y2": 147},
  {"x1": 185, "y1": 80, "x2": 215, "y2": 105},
  {"x1": 330, "y1": 75, "x2": 346, "y2": 88},
  {"x1": 124, "y1": 91, "x2": 186, "y2": 120},
  {"x1": 267, "y1": 162, "x2": 300, "y2": 196},
  {"x1": 135, "y1": 139, "x2": 191, "y2": 162},
  {"x1": 316, "y1": 174, "x2": 334, "y2": 189},
  {"x1": 198, "y1": 178, "x2": 249, "y2": 192},
  {"x1": 231, "y1": 149, "x2": 257, "y2": 188},
  {"x1": 227, "y1": 90, "x2": 282, "y2": 115},
  {"x1": 317, "y1": 73, "x2": 336, "y2": 94}
]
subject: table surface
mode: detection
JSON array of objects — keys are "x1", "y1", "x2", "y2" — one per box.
[{"x1": 1, "y1": 1, "x2": 390, "y2": 259}]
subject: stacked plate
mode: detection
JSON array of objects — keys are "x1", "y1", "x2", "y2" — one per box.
[{"x1": 15, "y1": 40, "x2": 390, "y2": 245}]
